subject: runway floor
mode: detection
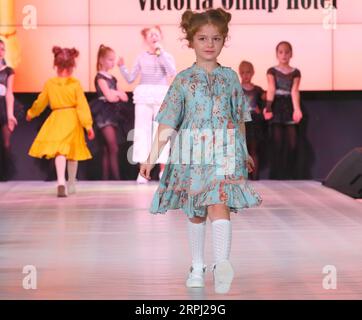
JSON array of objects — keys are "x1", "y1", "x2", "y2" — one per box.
[{"x1": 0, "y1": 180, "x2": 361, "y2": 300}]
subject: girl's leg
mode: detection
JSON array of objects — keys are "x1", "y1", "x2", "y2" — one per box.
[
  {"x1": 208, "y1": 204, "x2": 231, "y2": 264},
  {"x1": 208, "y1": 204, "x2": 234, "y2": 294},
  {"x1": 186, "y1": 216, "x2": 207, "y2": 288},
  {"x1": 101, "y1": 126, "x2": 120, "y2": 180},
  {"x1": 188, "y1": 216, "x2": 207, "y2": 270},
  {"x1": 269, "y1": 123, "x2": 284, "y2": 179},
  {"x1": 101, "y1": 144, "x2": 110, "y2": 180},
  {"x1": 55, "y1": 155, "x2": 67, "y2": 197},
  {"x1": 67, "y1": 160, "x2": 78, "y2": 194},
  {"x1": 1, "y1": 125, "x2": 12, "y2": 180},
  {"x1": 134, "y1": 103, "x2": 153, "y2": 183},
  {"x1": 285, "y1": 124, "x2": 298, "y2": 179}
]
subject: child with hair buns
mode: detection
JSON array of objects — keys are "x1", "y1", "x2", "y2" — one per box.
[
  {"x1": 140, "y1": 8, "x2": 262, "y2": 294},
  {"x1": 27, "y1": 46, "x2": 95, "y2": 197}
]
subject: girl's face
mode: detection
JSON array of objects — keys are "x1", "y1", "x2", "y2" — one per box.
[
  {"x1": 100, "y1": 50, "x2": 116, "y2": 71},
  {"x1": 0, "y1": 42, "x2": 5, "y2": 62},
  {"x1": 191, "y1": 24, "x2": 224, "y2": 64},
  {"x1": 276, "y1": 44, "x2": 293, "y2": 64},
  {"x1": 239, "y1": 65, "x2": 254, "y2": 83},
  {"x1": 145, "y1": 28, "x2": 162, "y2": 49}
]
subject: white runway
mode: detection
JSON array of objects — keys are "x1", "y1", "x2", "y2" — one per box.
[{"x1": 0, "y1": 180, "x2": 361, "y2": 300}]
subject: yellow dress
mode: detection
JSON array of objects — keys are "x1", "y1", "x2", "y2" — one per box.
[{"x1": 27, "y1": 77, "x2": 93, "y2": 161}]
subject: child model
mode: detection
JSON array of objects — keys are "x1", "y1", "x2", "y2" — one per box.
[
  {"x1": 264, "y1": 41, "x2": 303, "y2": 179},
  {"x1": 27, "y1": 47, "x2": 95, "y2": 197},
  {"x1": 118, "y1": 25, "x2": 176, "y2": 183},
  {"x1": 140, "y1": 9, "x2": 262, "y2": 294},
  {"x1": 239, "y1": 60, "x2": 266, "y2": 180},
  {"x1": 0, "y1": 39, "x2": 23, "y2": 180},
  {"x1": 91, "y1": 44, "x2": 129, "y2": 180}
]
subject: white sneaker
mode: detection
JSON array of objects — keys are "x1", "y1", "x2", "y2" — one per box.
[
  {"x1": 213, "y1": 260, "x2": 234, "y2": 294},
  {"x1": 186, "y1": 266, "x2": 206, "y2": 288},
  {"x1": 137, "y1": 174, "x2": 149, "y2": 184}
]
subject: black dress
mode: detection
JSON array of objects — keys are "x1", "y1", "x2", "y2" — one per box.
[
  {"x1": 0, "y1": 66, "x2": 24, "y2": 126},
  {"x1": 90, "y1": 72, "x2": 125, "y2": 129},
  {"x1": 243, "y1": 85, "x2": 265, "y2": 143},
  {"x1": 267, "y1": 67, "x2": 301, "y2": 124}
]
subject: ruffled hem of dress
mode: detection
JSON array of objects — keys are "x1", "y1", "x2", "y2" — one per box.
[
  {"x1": 29, "y1": 140, "x2": 92, "y2": 161},
  {"x1": 149, "y1": 179, "x2": 262, "y2": 218}
]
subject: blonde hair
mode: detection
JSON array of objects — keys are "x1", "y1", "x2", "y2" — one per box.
[
  {"x1": 141, "y1": 25, "x2": 163, "y2": 39},
  {"x1": 180, "y1": 8, "x2": 232, "y2": 47},
  {"x1": 239, "y1": 60, "x2": 255, "y2": 74},
  {"x1": 96, "y1": 44, "x2": 114, "y2": 71}
]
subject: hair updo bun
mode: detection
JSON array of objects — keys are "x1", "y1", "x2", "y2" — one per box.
[
  {"x1": 180, "y1": 8, "x2": 232, "y2": 47},
  {"x1": 52, "y1": 46, "x2": 79, "y2": 71}
]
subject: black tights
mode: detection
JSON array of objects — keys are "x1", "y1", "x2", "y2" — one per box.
[
  {"x1": 269, "y1": 124, "x2": 298, "y2": 180},
  {"x1": 101, "y1": 126, "x2": 120, "y2": 180},
  {"x1": 1, "y1": 125, "x2": 12, "y2": 180}
]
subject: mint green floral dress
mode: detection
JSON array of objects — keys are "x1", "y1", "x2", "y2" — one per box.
[{"x1": 150, "y1": 63, "x2": 262, "y2": 217}]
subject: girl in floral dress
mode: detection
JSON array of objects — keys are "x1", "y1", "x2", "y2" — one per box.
[{"x1": 140, "y1": 8, "x2": 262, "y2": 294}]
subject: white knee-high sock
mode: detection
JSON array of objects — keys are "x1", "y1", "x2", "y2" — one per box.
[
  {"x1": 67, "y1": 160, "x2": 78, "y2": 184},
  {"x1": 212, "y1": 219, "x2": 232, "y2": 265},
  {"x1": 55, "y1": 155, "x2": 66, "y2": 186},
  {"x1": 188, "y1": 220, "x2": 206, "y2": 271}
]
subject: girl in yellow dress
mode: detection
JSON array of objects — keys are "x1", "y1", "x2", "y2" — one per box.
[{"x1": 26, "y1": 46, "x2": 95, "y2": 197}]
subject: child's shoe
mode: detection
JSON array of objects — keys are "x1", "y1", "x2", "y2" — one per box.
[
  {"x1": 213, "y1": 260, "x2": 234, "y2": 294},
  {"x1": 137, "y1": 174, "x2": 149, "y2": 184},
  {"x1": 57, "y1": 185, "x2": 67, "y2": 198},
  {"x1": 159, "y1": 170, "x2": 164, "y2": 180},
  {"x1": 186, "y1": 266, "x2": 206, "y2": 288}
]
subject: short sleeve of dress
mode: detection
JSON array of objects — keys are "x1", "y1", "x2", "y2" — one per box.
[
  {"x1": 230, "y1": 71, "x2": 252, "y2": 124},
  {"x1": 266, "y1": 67, "x2": 275, "y2": 76},
  {"x1": 155, "y1": 74, "x2": 185, "y2": 129},
  {"x1": 6, "y1": 67, "x2": 14, "y2": 77},
  {"x1": 293, "y1": 69, "x2": 301, "y2": 78}
]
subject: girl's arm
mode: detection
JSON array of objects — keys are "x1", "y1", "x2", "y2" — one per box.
[
  {"x1": 265, "y1": 74, "x2": 276, "y2": 112},
  {"x1": 158, "y1": 51, "x2": 177, "y2": 78},
  {"x1": 148, "y1": 124, "x2": 174, "y2": 164},
  {"x1": 116, "y1": 83, "x2": 129, "y2": 102},
  {"x1": 291, "y1": 76, "x2": 303, "y2": 123},
  {"x1": 5, "y1": 73, "x2": 17, "y2": 131},
  {"x1": 27, "y1": 82, "x2": 50, "y2": 120},
  {"x1": 118, "y1": 57, "x2": 141, "y2": 84},
  {"x1": 140, "y1": 123, "x2": 175, "y2": 179},
  {"x1": 291, "y1": 76, "x2": 301, "y2": 111},
  {"x1": 97, "y1": 78, "x2": 121, "y2": 103}
]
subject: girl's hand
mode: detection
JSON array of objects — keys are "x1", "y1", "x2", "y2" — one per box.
[
  {"x1": 246, "y1": 155, "x2": 255, "y2": 173},
  {"x1": 139, "y1": 162, "x2": 155, "y2": 180},
  {"x1": 118, "y1": 91, "x2": 129, "y2": 102},
  {"x1": 87, "y1": 128, "x2": 95, "y2": 141},
  {"x1": 26, "y1": 114, "x2": 32, "y2": 122},
  {"x1": 7, "y1": 115, "x2": 18, "y2": 132},
  {"x1": 293, "y1": 109, "x2": 303, "y2": 124},
  {"x1": 117, "y1": 57, "x2": 125, "y2": 67},
  {"x1": 263, "y1": 108, "x2": 273, "y2": 120}
]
